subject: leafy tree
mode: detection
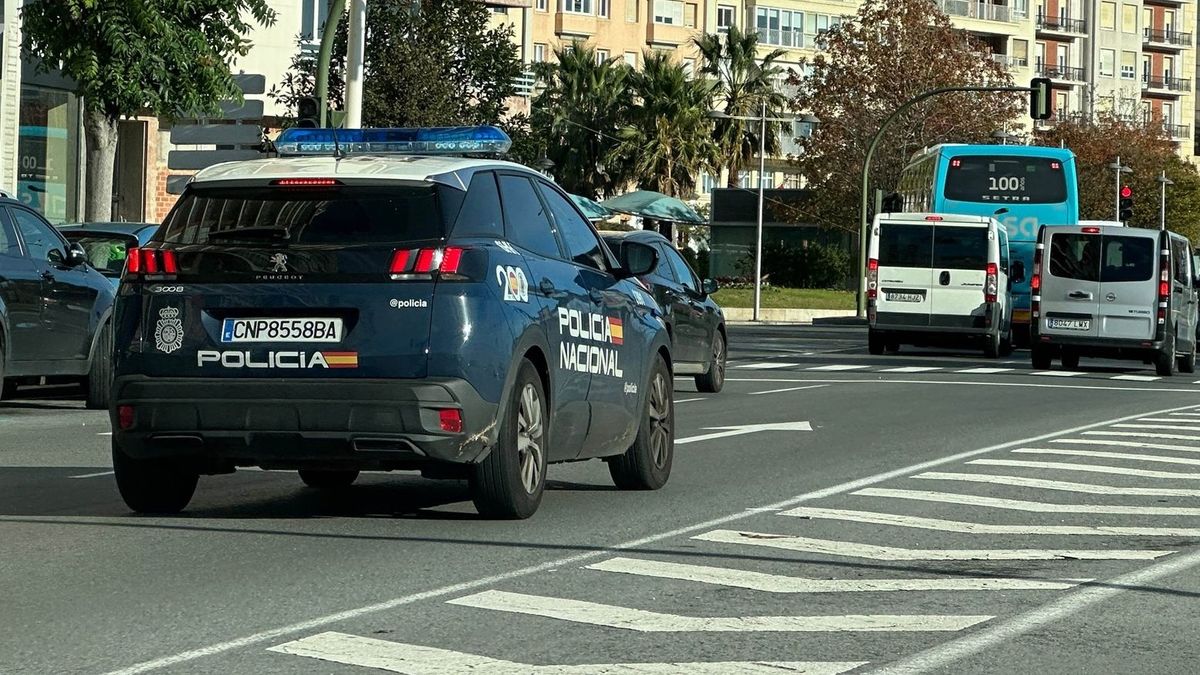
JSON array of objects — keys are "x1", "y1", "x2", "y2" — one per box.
[
  {"x1": 1036, "y1": 115, "x2": 1200, "y2": 240},
  {"x1": 788, "y1": 0, "x2": 1021, "y2": 233},
  {"x1": 615, "y1": 51, "x2": 717, "y2": 199},
  {"x1": 529, "y1": 42, "x2": 632, "y2": 199},
  {"x1": 693, "y1": 25, "x2": 788, "y2": 188},
  {"x1": 22, "y1": 0, "x2": 276, "y2": 221}
]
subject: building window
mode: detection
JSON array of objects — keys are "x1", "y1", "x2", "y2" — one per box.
[
  {"x1": 717, "y1": 5, "x2": 735, "y2": 33},
  {"x1": 564, "y1": 0, "x2": 593, "y2": 15},
  {"x1": 17, "y1": 86, "x2": 82, "y2": 223},
  {"x1": 492, "y1": 6, "x2": 508, "y2": 14},
  {"x1": 1099, "y1": 49, "x2": 1115, "y2": 77},
  {"x1": 300, "y1": 0, "x2": 332, "y2": 42},
  {"x1": 623, "y1": 51, "x2": 637, "y2": 67},
  {"x1": 700, "y1": 172, "x2": 716, "y2": 194},
  {"x1": 596, "y1": 49, "x2": 610, "y2": 64},
  {"x1": 760, "y1": 174, "x2": 773, "y2": 189},
  {"x1": 684, "y1": 2, "x2": 697, "y2": 27},
  {"x1": 1100, "y1": 1, "x2": 1115, "y2": 30},
  {"x1": 533, "y1": 43, "x2": 547, "y2": 62},
  {"x1": 537, "y1": 0, "x2": 548, "y2": 10},
  {"x1": 782, "y1": 174, "x2": 802, "y2": 189},
  {"x1": 653, "y1": 0, "x2": 683, "y2": 25},
  {"x1": 1141, "y1": 54, "x2": 1151, "y2": 82},
  {"x1": 1121, "y1": 4, "x2": 1136, "y2": 33},
  {"x1": 1120, "y1": 50, "x2": 1136, "y2": 79},
  {"x1": 598, "y1": 0, "x2": 609, "y2": 18},
  {"x1": 756, "y1": 7, "x2": 804, "y2": 48},
  {"x1": 1012, "y1": 39, "x2": 1029, "y2": 67},
  {"x1": 625, "y1": 0, "x2": 637, "y2": 22}
]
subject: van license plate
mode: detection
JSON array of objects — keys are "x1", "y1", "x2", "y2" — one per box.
[
  {"x1": 886, "y1": 292, "x2": 923, "y2": 303},
  {"x1": 221, "y1": 318, "x2": 343, "y2": 343},
  {"x1": 1047, "y1": 318, "x2": 1090, "y2": 331}
]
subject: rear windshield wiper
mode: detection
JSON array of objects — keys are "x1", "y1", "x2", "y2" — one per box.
[{"x1": 206, "y1": 227, "x2": 292, "y2": 241}]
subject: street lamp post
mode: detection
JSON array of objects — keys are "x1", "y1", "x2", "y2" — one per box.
[
  {"x1": 708, "y1": 108, "x2": 819, "y2": 322},
  {"x1": 1158, "y1": 171, "x2": 1173, "y2": 231}
]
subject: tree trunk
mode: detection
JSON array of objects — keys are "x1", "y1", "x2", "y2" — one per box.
[{"x1": 83, "y1": 109, "x2": 119, "y2": 222}]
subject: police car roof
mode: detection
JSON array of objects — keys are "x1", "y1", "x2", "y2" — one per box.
[{"x1": 190, "y1": 154, "x2": 539, "y2": 188}]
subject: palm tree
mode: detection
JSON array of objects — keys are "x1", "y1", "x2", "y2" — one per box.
[
  {"x1": 693, "y1": 25, "x2": 790, "y2": 188},
  {"x1": 529, "y1": 42, "x2": 631, "y2": 199},
  {"x1": 616, "y1": 50, "x2": 718, "y2": 199}
]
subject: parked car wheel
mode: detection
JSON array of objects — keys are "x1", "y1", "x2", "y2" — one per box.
[
  {"x1": 85, "y1": 321, "x2": 113, "y2": 410},
  {"x1": 694, "y1": 329, "x2": 725, "y2": 393}
]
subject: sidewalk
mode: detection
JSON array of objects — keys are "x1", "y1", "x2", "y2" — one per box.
[{"x1": 722, "y1": 307, "x2": 862, "y2": 324}]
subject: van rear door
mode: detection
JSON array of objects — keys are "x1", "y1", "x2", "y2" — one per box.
[
  {"x1": 1097, "y1": 231, "x2": 1158, "y2": 340},
  {"x1": 929, "y1": 221, "x2": 989, "y2": 326},
  {"x1": 875, "y1": 220, "x2": 933, "y2": 326},
  {"x1": 1041, "y1": 227, "x2": 1102, "y2": 339}
]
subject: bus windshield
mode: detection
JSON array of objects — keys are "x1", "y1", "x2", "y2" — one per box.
[{"x1": 943, "y1": 156, "x2": 1067, "y2": 204}]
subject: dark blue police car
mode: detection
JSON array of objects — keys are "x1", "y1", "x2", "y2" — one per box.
[{"x1": 109, "y1": 127, "x2": 674, "y2": 519}]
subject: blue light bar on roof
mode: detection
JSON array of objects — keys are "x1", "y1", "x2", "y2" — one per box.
[{"x1": 274, "y1": 126, "x2": 512, "y2": 156}]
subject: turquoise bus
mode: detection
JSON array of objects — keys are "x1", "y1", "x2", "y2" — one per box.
[{"x1": 896, "y1": 144, "x2": 1080, "y2": 345}]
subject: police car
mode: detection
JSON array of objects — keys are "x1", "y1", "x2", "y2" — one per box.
[{"x1": 110, "y1": 126, "x2": 674, "y2": 519}]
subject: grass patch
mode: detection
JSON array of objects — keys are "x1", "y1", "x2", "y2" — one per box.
[{"x1": 711, "y1": 287, "x2": 856, "y2": 310}]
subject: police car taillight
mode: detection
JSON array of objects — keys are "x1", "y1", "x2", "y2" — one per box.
[
  {"x1": 124, "y1": 247, "x2": 178, "y2": 281},
  {"x1": 389, "y1": 246, "x2": 467, "y2": 279},
  {"x1": 985, "y1": 262, "x2": 998, "y2": 303}
]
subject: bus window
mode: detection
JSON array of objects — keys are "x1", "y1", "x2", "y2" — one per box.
[{"x1": 944, "y1": 156, "x2": 1068, "y2": 204}]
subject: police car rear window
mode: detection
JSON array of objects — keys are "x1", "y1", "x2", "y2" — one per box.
[{"x1": 160, "y1": 185, "x2": 452, "y2": 246}]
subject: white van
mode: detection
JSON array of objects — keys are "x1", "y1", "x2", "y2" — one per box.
[
  {"x1": 867, "y1": 213, "x2": 1013, "y2": 358},
  {"x1": 1032, "y1": 224, "x2": 1198, "y2": 375}
]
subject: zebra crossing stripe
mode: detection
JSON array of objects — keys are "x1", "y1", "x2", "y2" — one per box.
[
  {"x1": 879, "y1": 366, "x2": 942, "y2": 373},
  {"x1": 692, "y1": 529, "x2": 1171, "y2": 560},
  {"x1": 1111, "y1": 375, "x2": 1161, "y2": 381},
  {"x1": 267, "y1": 631, "x2": 867, "y2": 674},
  {"x1": 956, "y1": 367, "x2": 1013, "y2": 374},
  {"x1": 586, "y1": 557, "x2": 1085, "y2": 592},
  {"x1": 1050, "y1": 438, "x2": 1200, "y2": 453},
  {"x1": 1032, "y1": 371, "x2": 1082, "y2": 377},
  {"x1": 1013, "y1": 448, "x2": 1200, "y2": 466},
  {"x1": 1113, "y1": 423, "x2": 1200, "y2": 432},
  {"x1": 781, "y1": 506, "x2": 1200, "y2": 537},
  {"x1": 968, "y1": 458, "x2": 1200, "y2": 480},
  {"x1": 854, "y1": 487, "x2": 1200, "y2": 515},
  {"x1": 1137, "y1": 417, "x2": 1200, "y2": 423},
  {"x1": 735, "y1": 362, "x2": 800, "y2": 370},
  {"x1": 913, "y1": 471, "x2": 1200, "y2": 497},
  {"x1": 447, "y1": 590, "x2": 992, "y2": 633},
  {"x1": 1085, "y1": 430, "x2": 1200, "y2": 442},
  {"x1": 807, "y1": 364, "x2": 871, "y2": 371}
]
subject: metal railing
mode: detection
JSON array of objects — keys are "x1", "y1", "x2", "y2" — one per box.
[
  {"x1": 1143, "y1": 28, "x2": 1193, "y2": 46},
  {"x1": 1142, "y1": 75, "x2": 1191, "y2": 92},
  {"x1": 513, "y1": 70, "x2": 537, "y2": 98},
  {"x1": 938, "y1": 0, "x2": 1018, "y2": 23},
  {"x1": 1164, "y1": 123, "x2": 1191, "y2": 139},
  {"x1": 990, "y1": 53, "x2": 1029, "y2": 67},
  {"x1": 756, "y1": 28, "x2": 809, "y2": 49},
  {"x1": 1036, "y1": 63, "x2": 1086, "y2": 80},
  {"x1": 1036, "y1": 15, "x2": 1087, "y2": 33}
]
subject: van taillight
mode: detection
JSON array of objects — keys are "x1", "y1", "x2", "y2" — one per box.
[
  {"x1": 390, "y1": 247, "x2": 467, "y2": 279},
  {"x1": 123, "y1": 247, "x2": 178, "y2": 281},
  {"x1": 1031, "y1": 242, "x2": 1044, "y2": 320},
  {"x1": 867, "y1": 258, "x2": 879, "y2": 300},
  {"x1": 1157, "y1": 245, "x2": 1170, "y2": 339},
  {"x1": 985, "y1": 262, "x2": 998, "y2": 303}
]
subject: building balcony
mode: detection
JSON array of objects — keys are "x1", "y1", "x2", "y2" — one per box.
[
  {"x1": 1164, "y1": 122, "x2": 1191, "y2": 140},
  {"x1": 938, "y1": 0, "x2": 1021, "y2": 24},
  {"x1": 555, "y1": 11, "x2": 600, "y2": 37},
  {"x1": 1036, "y1": 14, "x2": 1087, "y2": 36},
  {"x1": 991, "y1": 53, "x2": 1029, "y2": 68},
  {"x1": 1143, "y1": 28, "x2": 1193, "y2": 50},
  {"x1": 1142, "y1": 75, "x2": 1191, "y2": 94},
  {"x1": 647, "y1": 18, "x2": 692, "y2": 46},
  {"x1": 1036, "y1": 63, "x2": 1086, "y2": 82},
  {"x1": 755, "y1": 28, "x2": 810, "y2": 50},
  {"x1": 513, "y1": 70, "x2": 537, "y2": 98}
]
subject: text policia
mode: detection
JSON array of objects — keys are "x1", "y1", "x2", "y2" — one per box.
[{"x1": 558, "y1": 307, "x2": 624, "y2": 377}]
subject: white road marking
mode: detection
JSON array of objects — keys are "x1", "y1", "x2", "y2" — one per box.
[
  {"x1": 874, "y1": 547, "x2": 1200, "y2": 675},
  {"x1": 268, "y1": 631, "x2": 866, "y2": 675},
  {"x1": 675, "y1": 421, "x2": 812, "y2": 445},
  {"x1": 807, "y1": 364, "x2": 871, "y2": 371},
  {"x1": 1032, "y1": 370, "x2": 1081, "y2": 377},
  {"x1": 748, "y1": 384, "x2": 829, "y2": 396},
  {"x1": 99, "y1": 403, "x2": 1200, "y2": 675},
  {"x1": 726, "y1": 377, "x2": 1196, "y2": 393},
  {"x1": 447, "y1": 590, "x2": 991, "y2": 633},
  {"x1": 969, "y1": 458, "x2": 1200, "y2": 480},
  {"x1": 1013, "y1": 448, "x2": 1200, "y2": 466},
  {"x1": 956, "y1": 367, "x2": 1013, "y2": 374},
  {"x1": 97, "y1": 431, "x2": 113, "y2": 436},
  {"x1": 1137, "y1": 417, "x2": 1200, "y2": 423},
  {"x1": 1112, "y1": 423, "x2": 1200, "y2": 432},
  {"x1": 586, "y1": 557, "x2": 1085, "y2": 592},
  {"x1": 914, "y1": 471, "x2": 1200, "y2": 497},
  {"x1": 1051, "y1": 437, "x2": 1200, "y2": 453},
  {"x1": 1110, "y1": 374, "x2": 1160, "y2": 381},
  {"x1": 693, "y1": 530, "x2": 1170, "y2": 561},
  {"x1": 1085, "y1": 430, "x2": 1200, "y2": 442},
  {"x1": 854, "y1": 487, "x2": 1200, "y2": 515},
  {"x1": 735, "y1": 362, "x2": 800, "y2": 370},
  {"x1": 68, "y1": 470, "x2": 115, "y2": 479},
  {"x1": 1169, "y1": 411, "x2": 1200, "y2": 416},
  {"x1": 879, "y1": 366, "x2": 942, "y2": 373},
  {"x1": 781, "y1": 506, "x2": 1200, "y2": 537},
  {"x1": 675, "y1": 398, "x2": 704, "y2": 403}
]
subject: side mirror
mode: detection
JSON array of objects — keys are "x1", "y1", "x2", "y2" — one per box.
[
  {"x1": 66, "y1": 242, "x2": 88, "y2": 267},
  {"x1": 1010, "y1": 260, "x2": 1026, "y2": 284},
  {"x1": 702, "y1": 278, "x2": 719, "y2": 295},
  {"x1": 619, "y1": 241, "x2": 658, "y2": 277}
]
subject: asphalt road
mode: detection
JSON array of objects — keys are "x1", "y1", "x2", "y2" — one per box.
[{"x1": 2, "y1": 324, "x2": 1199, "y2": 674}]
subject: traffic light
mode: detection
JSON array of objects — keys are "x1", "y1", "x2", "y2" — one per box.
[
  {"x1": 1030, "y1": 77, "x2": 1052, "y2": 121},
  {"x1": 1119, "y1": 185, "x2": 1134, "y2": 222},
  {"x1": 296, "y1": 96, "x2": 322, "y2": 128},
  {"x1": 881, "y1": 192, "x2": 903, "y2": 213}
]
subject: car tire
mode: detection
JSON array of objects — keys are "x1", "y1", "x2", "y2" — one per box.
[
  {"x1": 694, "y1": 329, "x2": 726, "y2": 393},
  {"x1": 1031, "y1": 345, "x2": 1052, "y2": 370},
  {"x1": 999, "y1": 330, "x2": 1014, "y2": 357},
  {"x1": 1180, "y1": 339, "x2": 1197, "y2": 374},
  {"x1": 609, "y1": 354, "x2": 673, "y2": 491},
  {"x1": 868, "y1": 328, "x2": 885, "y2": 355},
  {"x1": 1156, "y1": 334, "x2": 1179, "y2": 377},
  {"x1": 112, "y1": 440, "x2": 198, "y2": 514},
  {"x1": 1061, "y1": 350, "x2": 1080, "y2": 370},
  {"x1": 983, "y1": 330, "x2": 1002, "y2": 359},
  {"x1": 298, "y1": 469, "x2": 359, "y2": 489},
  {"x1": 470, "y1": 359, "x2": 547, "y2": 519},
  {"x1": 85, "y1": 321, "x2": 113, "y2": 410}
]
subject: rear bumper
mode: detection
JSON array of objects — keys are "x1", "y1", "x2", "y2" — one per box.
[
  {"x1": 110, "y1": 376, "x2": 498, "y2": 469},
  {"x1": 870, "y1": 308, "x2": 1001, "y2": 336},
  {"x1": 1031, "y1": 331, "x2": 1167, "y2": 358}
]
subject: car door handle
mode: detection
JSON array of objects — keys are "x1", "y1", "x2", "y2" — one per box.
[
  {"x1": 589, "y1": 289, "x2": 604, "y2": 303},
  {"x1": 939, "y1": 271, "x2": 950, "y2": 286},
  {"x1": 1068, "y1": 291, "x2": 1092, "y2": 300},
  {"x1": 40, "y1": 270, "x2": 54, "y2": 282},
  {"x1": 538, "y1": 279, "x2": 556, "y2": 296}
]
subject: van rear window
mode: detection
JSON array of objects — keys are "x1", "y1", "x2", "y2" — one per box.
[
  {"x1": 1049, "y1": 233, "x2": 1154, "y2": 283},
  {"x1": 933, "y1": 226, "x2": 987, "y2": 269},
  {"x1": 878, "y1": 224, "x2": 932, "y2": 268},
  {"x1": 160, "y1": 185, "x2": 455, "y2": 246}
]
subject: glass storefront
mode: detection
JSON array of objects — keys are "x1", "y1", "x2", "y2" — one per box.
[{"x1": 17, "y1": 85, "x2": 80, "y2": 223}]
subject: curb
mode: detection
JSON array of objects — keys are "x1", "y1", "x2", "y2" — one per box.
[{"x1": 722, "y1": 308, "x2": 857, "y2": 324}]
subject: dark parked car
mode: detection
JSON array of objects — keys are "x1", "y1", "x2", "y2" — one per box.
[
  {"x1": 600, "y1": 230, "x2": 726, "y2": 392},
  {"x1": 0, "y1": 198, "x2": 117, "y2": 407},
  {"x1": 56, "y1": 222, "x2": 159, "y2": 286}
]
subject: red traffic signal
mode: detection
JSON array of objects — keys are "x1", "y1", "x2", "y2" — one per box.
[{"x1": 1120, "y1": 185, "x2": 1133, "y2": 198}]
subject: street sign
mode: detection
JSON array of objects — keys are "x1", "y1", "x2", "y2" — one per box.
[
  {"x1": 168, "y1": 149, "x2": 263, "y2": 170},
  {"x1": 217, "y1": 99, "x2": 265, "y2": 120},
  {"x1": 232, "y1": 74, "x2": 266, "y2": 95},
  {"x1": 170, "y1": 124, "x2": 263, "y2": 145}
]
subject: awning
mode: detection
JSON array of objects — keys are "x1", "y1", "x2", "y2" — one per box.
[{"x1": 599, "y1": 190, "x2": 704, "y2": 225}]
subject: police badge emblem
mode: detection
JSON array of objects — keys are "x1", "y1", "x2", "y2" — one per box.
[{"x1": 154, "y1": 307, "x2": 184, "y2": 354}]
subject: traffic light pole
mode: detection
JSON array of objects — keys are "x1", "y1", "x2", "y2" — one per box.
[
  {"x1": 316, "y1": 0, "x2": 346, "y2": 127},
  {"x1": 856, "y1": 85, "x2": 1034, "y2": 319}
]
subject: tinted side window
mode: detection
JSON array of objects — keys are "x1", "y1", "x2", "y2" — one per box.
[
  {"x1": 1102, "y1": 235, "x2": 1154, "y2": 283},
  {"x1": 10, "y1": 207, "x2": 64, "y2": 262},
  {"x1": 665, "y1": 246, "x2": 699, "y2": 293},
  {"x1": 498, "y1": 175, "x2": 560, "y2": 259},
  {"x1": 654, "y1": 243, "x2": 678, "y2": 282},
  {"x1": 452, "y1": 171, "x2": 504, "y2": 238},
  {"x1": 0, "y1": 209, "x2": 20, "y2": 257},
  {"x1": 539, "y1": 183, "x2": 606, "y2": 270},
  {"x1": 878, "y1": 224, "x2": 932, "y2": 268},
  {"x1": 1049, "y1": 233, "x2": 1100, "y2": 282},
  {"x1": 933, "y1": 226, "x2": 988, "y2": 269},
  {"x1": 1171, "y1": 238, "x2": 1189, "y2": 285},
  {"x1": 998, "y1": 228, "x2": 1009, "y2": 271}
]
